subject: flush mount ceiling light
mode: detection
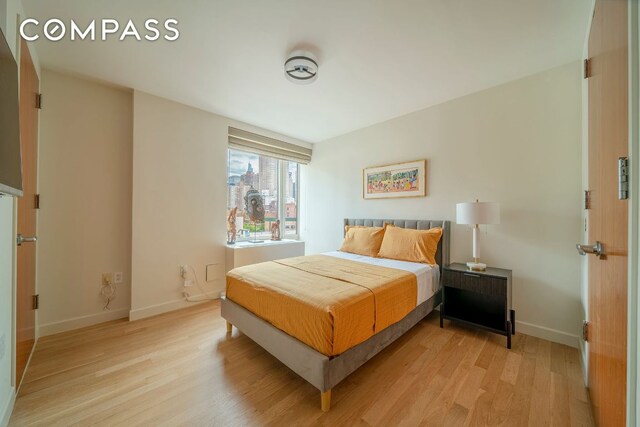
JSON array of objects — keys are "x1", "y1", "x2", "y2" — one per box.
[{"x1": 284, "y1": 51, "x2": 318, "y2": 84}]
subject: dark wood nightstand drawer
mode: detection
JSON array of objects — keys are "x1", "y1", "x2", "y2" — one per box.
[{"x1": 442, "y1": 269, "x2": 506, "y2": 297}]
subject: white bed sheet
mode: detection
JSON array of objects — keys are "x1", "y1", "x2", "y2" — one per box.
[{"x1": 321, "y1": 251, "x2": 440, "y2": 306}]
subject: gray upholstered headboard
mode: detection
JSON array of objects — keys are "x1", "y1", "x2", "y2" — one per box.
[{"x1": 343, "y1": 218, "x2": 451, "y2": 269}]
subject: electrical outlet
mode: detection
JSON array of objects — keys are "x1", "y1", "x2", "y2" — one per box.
[
  {"x1": 113, "y1": 272, "x2": 123, "y2": 284},
  {"x1": 102, "y1": 273, "x2": 113, "y2": 286},
  {"x1": 206, "y1": 264, "x2": 223, "y2": 282},
  {"x1": 184, "y1": 279, "x2": 193, "y2": 287}
]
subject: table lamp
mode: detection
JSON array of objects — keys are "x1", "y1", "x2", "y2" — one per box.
[{"x1": 456, "y1": 200, "x2": 500, "y2": 271}]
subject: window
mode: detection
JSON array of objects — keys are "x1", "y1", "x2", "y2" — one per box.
[
  {"x1": 284, "y1": 161, "x2": 298, "y2": 236},
  {"x1": 227, "y1": 148, "x2": 299, "y2": 241}
]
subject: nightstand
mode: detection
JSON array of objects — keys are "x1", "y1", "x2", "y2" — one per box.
[{"x1": 440, "y1": 263, "x2": 515, "y2": 349}]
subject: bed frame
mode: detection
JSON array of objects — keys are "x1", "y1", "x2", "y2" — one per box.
[{"x1": 220, "y1": 218, "x2": 450, "y2": 411}]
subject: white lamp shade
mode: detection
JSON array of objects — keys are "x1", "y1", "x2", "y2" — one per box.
[{"x1": 456, "y1": 201, "x2": 500, "y2": 225}]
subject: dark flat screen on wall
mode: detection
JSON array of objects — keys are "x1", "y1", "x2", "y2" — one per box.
[{"x1": 0, "y1": 26, "x2": 22, "y2": 197}]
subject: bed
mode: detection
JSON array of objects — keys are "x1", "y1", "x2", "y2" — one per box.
[{"x1": 221, "y1": 218, "x2": 450, "y2": 411}]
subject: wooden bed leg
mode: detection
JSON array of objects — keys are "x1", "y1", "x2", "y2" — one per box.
[
  {"x1": 226, "y1": 321, "x2": 233, "y2": 333},
  {"x1": 321, "y1": 389, "x2": 331, "y2": 412}
]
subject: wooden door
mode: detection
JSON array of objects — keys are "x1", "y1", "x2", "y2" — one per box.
[
  {"x1": 587, "y1": 0, "x2": 628, "y2": 425},
  {"x1": 16, "y1": 39, "x2": 39, "y2": 387}
]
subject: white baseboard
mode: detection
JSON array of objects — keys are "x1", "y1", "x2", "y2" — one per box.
[
  {"x1": 437, "y1": 305, "x2": 579, "y2": 348},
  {"x1": 0, "y1": 387, "x2": 16, "y2": 427},
  {"x1": 515, "y1": 320, "x2": 579, "y2": 348},
  {"x1": 129, "y1": 292, "x2": 220, "y2": 321},
  {"x1": 437, "y1": 305, "x2": 579, "y2": 349},
  {"x1": 39, "y1": 308, "x2": 129, "y2": 337}
]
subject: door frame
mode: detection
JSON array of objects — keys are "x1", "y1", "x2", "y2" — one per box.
[
  {"x1": 12, "y1": 28, "x2": 40, "y2": 393},
  {"x1": 628, "y1": 1, "x2": 639, "y2": 425}
]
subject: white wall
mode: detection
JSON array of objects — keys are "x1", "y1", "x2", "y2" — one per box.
[
  {"x1": 37, "y1": 70, "x2": 133, "y2": 335},
  {"x1": 303, "y1": 62, "x2": 583, "y2": 347},
  {"x1": 131, "y1": 91, "x2": 310, "y2": 320},
  {"x1": 0, "y1": 1, "x2": 39, "y2": 425}
]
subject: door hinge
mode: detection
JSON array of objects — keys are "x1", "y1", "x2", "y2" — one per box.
[
  {"x1": 582, "y1": 320, "x2": 589, "y2": 341},
  {"x1": 619, "y1": 157, "x2": 629, "y2": 200},
  {"x1": 35, "y1": 93, "x2": 42, "y2": 109},
  {"x1": 584, "y1": 58, "x2": 592, "y2": 79},
  {"x1": 32, "y1": 294, "x2": 39, "y2": 310},
  {"x1": 34, "y1": 194, "x2": 40, "y2": 209},
  {"x1": 584, "y1": 190, "x2": 591, "y2": 210}
]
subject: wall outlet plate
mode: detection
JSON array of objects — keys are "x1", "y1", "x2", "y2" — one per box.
[
  {"x1": 206, "y1": 264, "x2": 223, "y2": 282},
  {"x1": 184, "y1": 279, "x2": 193, "y2": 287},
  {"x1": 102, "y1": 273, "x2": 113, "y2": 286},
  {"x1": 114, "y1": 272, "x2": 123, "y2": 284}
]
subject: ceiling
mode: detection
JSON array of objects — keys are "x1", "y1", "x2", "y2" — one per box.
[{"x1": 22, "y1": 0, "x2": 591, "y2": 143}]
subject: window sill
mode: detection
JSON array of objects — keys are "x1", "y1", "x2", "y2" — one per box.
[{"x1": 227, "y1": 239, "x2": 303, "y2": 249}]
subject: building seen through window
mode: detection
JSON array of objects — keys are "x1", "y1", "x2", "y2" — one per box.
[{"x1": 227, "y1": 149, "x2": 298, "y2": 241}]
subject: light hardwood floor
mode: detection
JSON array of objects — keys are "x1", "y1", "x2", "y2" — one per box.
[{"x1": 10, "y1": 301, "x2": 594, "y2": 426}]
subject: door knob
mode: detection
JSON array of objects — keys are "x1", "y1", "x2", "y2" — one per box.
[
  {"x1": 16, "y1": 234, "x2": 37, "y2": 246},
  {"x1": 576, "y1": 241, "x2": 603, "y2": 258}
]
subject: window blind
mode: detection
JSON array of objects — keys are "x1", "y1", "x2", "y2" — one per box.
[{"x1": 228, "y1": 127, "x2": 312, "y2": 164}]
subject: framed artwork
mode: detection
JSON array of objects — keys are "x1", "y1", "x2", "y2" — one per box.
[{"x1": 363, "y1": 159, "x2": 426, "y2": 199}]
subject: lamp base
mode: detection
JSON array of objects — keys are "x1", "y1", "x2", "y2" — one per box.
[{"x1": 466, "y1": 261, "x2": 487, "y2": 271}]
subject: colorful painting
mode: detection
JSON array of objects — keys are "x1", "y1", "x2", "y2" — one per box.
[{"x1": 363, "y1": 160, "x2": 426, "y2": 199}]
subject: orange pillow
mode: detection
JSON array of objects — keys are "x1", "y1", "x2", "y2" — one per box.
[
  {"x1": 377, "y1": 226, "x2": 442, "y2": 265},
  {"x1": 339, "y1": 226, "x2": 386, "y2": 257}
]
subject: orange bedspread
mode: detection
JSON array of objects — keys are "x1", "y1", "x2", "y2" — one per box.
[{"x1": 226, "y1": 254, "x2": 417, "y2": 356}]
